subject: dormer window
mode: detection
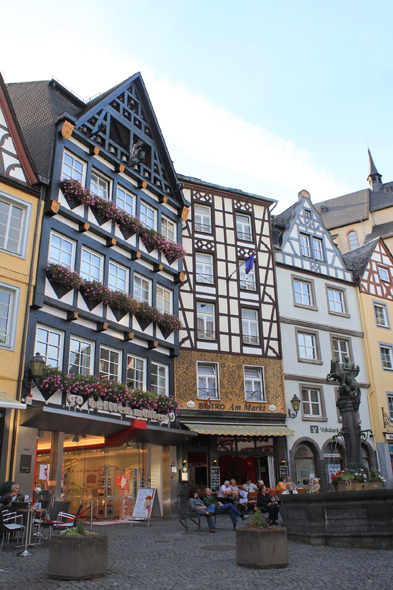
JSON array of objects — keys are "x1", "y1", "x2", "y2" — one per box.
[{"x1": 194, "y1": 205, "x2": 211, "y2": 233}]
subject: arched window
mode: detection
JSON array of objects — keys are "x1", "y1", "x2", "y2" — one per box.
[
  {"x1": 324, "y1": 442, "x2": 345, "y2": 482},
  {"x1": 294, "y1": 443, "x2": 318, "y2": 488},
  {"x1": 348, "y1": 231, "x2": 358, "y2": 250},
  {"x1": 361, "y1": 443, "x2": 371, "y2": 471}
]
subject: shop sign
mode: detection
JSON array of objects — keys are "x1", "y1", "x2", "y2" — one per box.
[
  {"x1": 385, "y1": 433, "x2": 393, "y2": 441},
  {"x1": 65, "y1": 394, "x2": 175, "y2": 426},
  {"x1": 198, "y1": 402, "x2": 267, "y2": 412},
  {"x1": 320, "y1": 427, "x2": 339, "y2": 433},
  {"x1": 324, "y1": 453, "x2": 341, "y2": 458}
]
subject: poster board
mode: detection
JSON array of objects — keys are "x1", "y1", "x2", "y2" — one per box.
[
  {"x1": 131, "y1": 488, "x2": 160, "y2": 526},
  {"x1": 211, "y1": 467, "x2": 220, "y2": 492},
  {"x1": 279, "y1": 465, "x2": 288, "y2": 479}
]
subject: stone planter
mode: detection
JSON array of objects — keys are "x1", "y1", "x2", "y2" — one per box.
[
  {"x1": 366, "y1": 481, "x2": 383, "y2": 491},
  {"x1": 48, "y1": 533, "x2": 108, "y2": 580},
  {"x1": 337, "y1": 481, "x2": 365, "y2": 492},
  {"x1": 236, "y1": 527, "x2": 288, "y2": 569}
]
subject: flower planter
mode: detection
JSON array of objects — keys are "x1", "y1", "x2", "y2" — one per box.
[
  {"x1": 134, "y1": 314, "x2": 152, "y2": 331},
  {"x1": 46, "y1": 276, "x2": 73, "y2": 300},
  {"x1": 159, "y1": 328, "x2": 173, "y2": 340},
  {"x1": 337, "y1": 481, "x2": 366, "y2": 492},
  {"x1": 236, "y1": 527, "x2": 288, "y2": 569},
  {"x1": 109, "y1": 305, "x2": 128, "y2": 322},
  {"x1": 141, "y1": 241, "x2": 155, "y2": 254},
  {"x1": 365, "y1": 482, "x2": 383, "y2": 491},
  {"x1": 118, "y1": 225, "x2": 136, "y2": 241},
  {"x1": 91, "y1": 206, "x2": 110, "y2": 226},
  {"x1": 80, "y1": 289, "x2": 102, "y2": 312},
  {"x1": 63, "y1": 194, "x2": 81, "y2": 210},
  {"x1": 48, "y1": 533, "x2": 107, "y2": 580}
]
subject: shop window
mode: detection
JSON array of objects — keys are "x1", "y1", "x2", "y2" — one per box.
[
  {"x1": 80, "y1": 247, "x2": 103, "y2": 282},
  {"x1": 381, "y1": 345, "x2": 393, "y2": 370},
  {"x1": 126, "y1": 355, "x2": 145, "y2": 389},
  {"x1": 69, "y1": 337, "x2": 94, "y2": 376},
  {"x1": 116, "y1": 186, "x2": 134, "y2": 216},
  {"x1": 237, "y1": 439, "x2": 255, "y2": 451},
  {"x1": 161, "y1": 216, "x2": 176, "y2": 242},
  {"x1": 374, "y1": 303, "x2": 389, "y2": 328},
  {"x1": 90, "y1": 171, "x2": 109, "y2": 200},
  {"x1": 239, "y1": 264, "x2": 256, "y2": 291},
  {"x1": 312, "y1": 237, "x2": 323, "y2": 261},
  {"x1": 195, "y1": 253, "x2": 214, "y2": 284},
  {"x1": 140, "y1": 201, "x2": 156, "y2": 230},
  {"x1": 100, "y1": 346, "x2": 121, "y2": 381},
  {"x1": 133, "y1": 274, "x2": 151, "y2": 304},
  {"x1": 35, "y1": 325, "x2": 64, "y2": 368},
  {"x1": 194, "y1": 205, "x2": 212, "y2": 233},
  {"x1": 108, "y1": 261, "x2": 128, "y2": 294},
  {"x1": 241, "y1": 308, "x2": 259, "y2": 345},
  {"x1": 218, "y1": 437, "x2": 236, "y2": 452},
  {"x1": 300, "y1": 233, "x2": 311, "y2": 257},
  {"x1": 324, "y1": 442, "x2": 345, "y2": 478},
  {"x1": 294, "y1": 443, "x2": 318, "y2": 487},
  {"x1": 197, "y1": 362, "x2": 219, "y2": 399},
  {"x1": 0, "y1": 194, "x2": 29, "y2": 256},
  {"x1": 348, "y1": 231, "x2": 358, "y2": 250},
  {"x1": 244, "y1": 366, "x2": 265, "y2": 402},
  {"x1": 331, "y1": 336, "x2": 351, "y2": 364},
  {"x1": 61, "y1": 150, "x2": 85, "y2": 183},
  {"x1": 156, "y1": 285, "x2": 172, "y2": 314},
  {"x1": 49, "y1": 232, "x2": 75, "y2": 269},
  {"x1": 236, "y1": 214, "x2": 252, "y2": 241},
  {"x1": 197, "y1": 302, "x2": 215, "y2": 339},
  {"x1": 151, "y1": 362, "x2": 168, "y2": 396},
  {"x1": 0, "y1": 283, "x2": 19, "y2": 350},
  {"x1": 255, "y1": 437, "x2": 274, "y2": 451}
]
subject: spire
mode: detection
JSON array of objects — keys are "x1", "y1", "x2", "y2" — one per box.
[{"x1": 367, "y1": 148, "x2": 382, "y2": 189}]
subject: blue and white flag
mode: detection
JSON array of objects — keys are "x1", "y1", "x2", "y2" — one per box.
[{"x1": 245, "y1": 252, "x2": 255, "y2": 275}]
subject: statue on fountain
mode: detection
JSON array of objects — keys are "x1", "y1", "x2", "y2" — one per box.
[{"x1": 327, "y1": 355, "x2": 361, "y2": 409}]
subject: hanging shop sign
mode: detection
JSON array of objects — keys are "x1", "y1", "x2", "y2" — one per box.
[
  {"x1": 65, "y1": 393, "x2": 175, "y2": 426},
  {"x1": 210, "y1": 467, "x2": 220, "y2": 492}
]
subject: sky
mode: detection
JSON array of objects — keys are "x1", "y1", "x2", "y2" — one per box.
[{"x1": 2, "y1": 0, "x2": 393, "y2": 212}]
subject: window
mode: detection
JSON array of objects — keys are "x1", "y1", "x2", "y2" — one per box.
[
  {"x1": 109, "y1": 261, "x2": 128, "y2": 293},
  {"x1": 244, "y1": 366, "x2": 265, "y2": 402},
  {"x1": 80, "y1": 248, "x2": 103, "y2": 282},
  {"x1": 0, "y1": 196, "x2": 27, "y2": 255},
  {"x1": 140, "y1": 202, "x2": 156, "y2": 229},
  {"x1": 348, "y1": 231, "x2": 358, "y2": 250},
  {"x1": 312, "y1": 237, "x2": 323, "y2": 261},
  {"x1": 197, "y1": 362, "x2": 219, "y2": 399},
  {"x1": 49, "y1": 232, "x2": 75, "y2": 269},
  {"x1": 381, "y1": 346, "x2": 393, "y2": 370},
  {"x1": 196, "y1": 253, "x2": 214, "y2": 284},
  {"x1": 304, "y1": 210, "x2": 311, "y2": 218},
  {"x1": 134, "y1": 274, "x2": 151, "y2": 304},
  {"x1": 61, "y1": 151, "x2": 84, "y2": 182},
  {"x1": 301, "y1": 387, "x2": 322, "y2": 418},
  {"x1": 293, "y1": 279, "x2": 313, "y2": 307},
  {"x1": 194, "y1": 205, "x2": 211, "y2": 233},
  {"x1": 0, "y1": 285, "x2": 18, "y2": 349},
  {"x1": 161, "y1": 216, "x2": 176, "y2": 242},
  {"x1": 239, "y1": 264, "x2": 256, "y2": 290},
  {"x1": 100, "y1": 346, "x2": 121, "y2": 381},
  {"x1": 90, "y1": 172, "x2": 109, "y2": 200},
  {"x1": 156, "y1": 285, "x2": 172, "y2": 314},
  {"x1": 297, "y1": 331, "x2": 319, "y2": 361},
  {"x1": 378, "y1": 266, "x2": 390, "y2": 283},
  {"x1": 241, "y1": 308, "x2": 259, "y2": 345},
  {"x1": 236, "y1": 214, "x2": 252, "y2": 241},
  {"x1": 69, "y1": 337, "x2": 93, "y2": 376},
  {"x1": 35, "y1": 326, "x2": 63, "y2": 368},
  {"x1": 300, "y1": 234, "x2": 311, "y2": 257},
  {"x1": 116, "y1": 186, "x2": 134, "y2": 215},
  {"x1": 197, "y1": 302, "x2": 215, "y2": 339},
  {"x1": 374, "y1": 303, "x2": 388, "y2": 328},
  {"x1": 388, "y1": 394, "x2": 393, "y2": 421},
  {"x1": 294, "y1": 443, "x2": 318, "y2": 487},
  {"x1": 327, "y1": 287, "x2": 345, "y2": 315},
  {"x1": 126, "y1": 355, "x2": 145, "y2": 389},
  {"x1": 332, "y1": 337, "x2": 350, "y2": 364},
  {"x1": 151, "y1": 362, "x2": 168, "y2": 396}
]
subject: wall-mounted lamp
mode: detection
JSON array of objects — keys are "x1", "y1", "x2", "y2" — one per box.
[
  {"x1": 288, "y1": 394, "x2": 301, "y2": 419},
  {"x1": 72, "y1": 435, "x2": 80, "y2": 443},
  {"x1": 24, "y1": 352, "x2": 45, "y2": 390},
  {"x1": 213, "y1": 459, "x2": 217, "y2": 465}
]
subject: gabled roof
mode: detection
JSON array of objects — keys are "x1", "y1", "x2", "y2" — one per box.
[
  {"x1": 342, "y1": 239, "x2": 379, "y2": 278},
  {"x1": 178, "y1": 174, "x2": 276, "y2": 204},
  {"x1": 314, "y1": 189, "x2": 369, "y2": 230},
  {"x1": 365, "y1": 220, "x2": 393, "y2": 243}
]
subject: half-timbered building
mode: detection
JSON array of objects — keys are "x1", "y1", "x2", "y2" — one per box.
[
  {"x1": 7, "y1": 74, "x2": 190, "y2": 517},
  {"x1": 175, "y1": 175, "x2": 290, "y2": 492},
  {"x1": 273, "y1": 190, "x2": 375, "y2": 490},
  {"x1": 343, "y1": 238, "x2": 393, "y2": 486}
]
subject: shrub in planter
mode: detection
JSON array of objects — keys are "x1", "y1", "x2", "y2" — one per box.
[
  {"x1": 80, "y1": 280, "x2": 111, "y2": 311},
  {"x1": 236, "y1": 510, "x2": 288, "y2": 569},
  {"x1": 134, "y1": 301, "x2": 162, "y2": 330},
  {"x1": 38, "y1": 365, "x2": 66, "y2": 401}
]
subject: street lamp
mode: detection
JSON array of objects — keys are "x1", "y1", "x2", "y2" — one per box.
[
  {"x1": 24, "y1": 352, "x2": 45, "y2": 390},
  {"x1": 288, "y1": 394, "x2": 301, "y2": 419}
]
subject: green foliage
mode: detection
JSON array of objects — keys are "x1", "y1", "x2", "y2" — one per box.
[
  {"x1": 0, "y1": 481, "x2": 13, "y2": 495},
  {"x1": 369, "y1": 469, "x2": 386, "y2": 485},
  {"x1": 251, "y1": 509, "x2": 269, "y2": 529}
]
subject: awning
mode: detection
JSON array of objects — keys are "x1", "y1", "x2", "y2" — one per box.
[
  {"x1": 0, "y1": 392, "x2": 26, "y2": 410},
  {"x1": 183, "y1": 423, "x2": 294, "y2": 437}
]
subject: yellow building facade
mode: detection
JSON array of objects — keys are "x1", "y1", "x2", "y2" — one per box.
[{"x1": 0, "y1": 74, "x2": 41, "y2": 483}]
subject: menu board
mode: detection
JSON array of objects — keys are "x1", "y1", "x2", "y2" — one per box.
[
  {"x1": 211, "y1": 467, "x2": 220, "y2": 492},
  {"x1": 279, "y1": 465, "x2": 289, "y2": 479}
]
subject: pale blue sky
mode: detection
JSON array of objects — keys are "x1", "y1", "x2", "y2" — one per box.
[{"x1": 2, "y1": 0, "x2": 392, "y2": 211}]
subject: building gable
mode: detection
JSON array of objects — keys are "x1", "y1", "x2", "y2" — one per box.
[{"x1": 359, "y1": 239, "x2": 393, "y2": 301}]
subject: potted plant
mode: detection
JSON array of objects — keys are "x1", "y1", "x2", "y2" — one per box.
[
  {"x1": 236, "y1": 509, "x2": 288, "y2": 569},
  {"x1": 46, "y1": 263, "x2": 83, "y2": 299},
  {"x1": 48, "y1": 522, "x2": 107, "y2": 580},
  {"x1": 366, "y1": 469, "x2": 385, "y2": 490},
  {"x1": 330, "y1": 469, "x2": 367, "y2": 491}
]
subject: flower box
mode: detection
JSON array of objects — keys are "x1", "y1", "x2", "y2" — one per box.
[
  {"x1": 365, "y1": 482, "x2": 383, "y2": 491},
  {"x1": 337, "y1": 481, "x2": 366, "y2": 492},
  {"x1": 134, "y1": 314, "x2": 152, "y2": 332},
  {"x1": 118, "y1": 226, "x2": 136, "y2": 241},
  {"x1": 63, "y1": 193, "x2": 81, "y2": 210},
  {"x1": 46, "y1": 276, "x2": 73, "y2": 300},
  {"x1": 90, "y1": 205, "x2": 110, "y2": 227},
  {"x1": 109, "y1": 305, "x2": 128, "y2": 323}
]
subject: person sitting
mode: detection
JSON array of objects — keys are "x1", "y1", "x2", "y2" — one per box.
[
  {"x1": 243, "y1": 478, "x2": 258, "y2": 492},
  {"x1": 230, "y1": 479, "x2": 240, "y2": 495},
  {"x1": 0, "y1": 482, "x2": 24, "y2": 507},
  {"x1": 257, "y1": 480, "x2": 265, "y2": 491},
  {"x1": 276, "y1": 477, "x2": 287, "y2": 492},
  {"x1": 286, "y1": 476, "x2": 297, "y2": 490},
  {"x1": 217, "y1": 480, "x2": 233, "y2": 503},
  {"x1": 203, "y1": 488, "x2": 249, "y2": 529},
  {"x1": 238, "y1": 488, "x2": 248, "y2": 512},
  {"x1": 282, "y1": 482, "x2": 298, "y2": 495},
  {"x1": 188, "y1": 489, "x2": 216, "y2": 533},
  {"x1": 257, "y1": 485, "x2": 280, "y2": 525},
  {"x1": 307, "y1": 478, "x2": 321, "y2": 493}
]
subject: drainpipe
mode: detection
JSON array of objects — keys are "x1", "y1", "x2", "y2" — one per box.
[{"x1": 8, "y1": 185, "x2": 46, "y2": 481}]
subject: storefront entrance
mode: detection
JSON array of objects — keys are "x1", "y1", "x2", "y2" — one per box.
[{"x1": 217, "y1": 436, "x2": 276, "y2": 488}]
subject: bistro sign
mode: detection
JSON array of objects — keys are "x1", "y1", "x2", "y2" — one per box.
[{"x1": 66, "y1": 393, "x2": 176, "y2": 426}]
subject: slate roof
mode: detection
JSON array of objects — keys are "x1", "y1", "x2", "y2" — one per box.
[
  {"x1": 341, "y1": 239, "x2": 379, "y2": 278},
  {"x1": 271, "y1": 203, "x2": 297, "y2": 229},
  {"x1": 178, "y1": 174, "x2": 277, "y2": 204},
  {"x1": 365, "y1": 220, "x2": 393, "y2": 242},
  {"x1": 314, "y1": 189, "x2": 369, "y2": 230}
]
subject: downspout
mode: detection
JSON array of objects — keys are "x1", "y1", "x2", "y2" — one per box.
[{"x1": 8, "y1": 184, "x2": 46, "y2": 480}]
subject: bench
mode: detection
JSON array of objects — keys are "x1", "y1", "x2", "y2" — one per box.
[{"x1": 175, "y1": 500, "x2": 233, "y2": 532}]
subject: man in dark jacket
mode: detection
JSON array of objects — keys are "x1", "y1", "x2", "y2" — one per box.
[
  {"x1": 203, "y1": 488, "x2": 249, "y2": 529},
  {"x1": 257, "y1": 485, "x2": 279, "y2": 524},
  {"x1": 0, "y1": 483, "x2": 24, "y2": 506}
]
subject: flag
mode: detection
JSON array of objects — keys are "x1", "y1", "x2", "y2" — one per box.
[
  {"x1": 245, "y1": 252, "x2": 255, "y2": 275},
  {"x1": 206, "y1": 395, "x2": 211, "y2": 408}
]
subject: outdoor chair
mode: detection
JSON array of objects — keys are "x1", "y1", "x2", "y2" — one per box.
[
  {"x1": 175, "y1": 500, "x2": 201, "y2": 533},
  {"x1": 0, "y1": 508, "x2": 25, "y2": 551},
  {"x1": 38, "y1": 501, "x2": 71, "y2": 540},
  {"x1": 55, "y1": 503, "x2": 83, "y2": 531}
]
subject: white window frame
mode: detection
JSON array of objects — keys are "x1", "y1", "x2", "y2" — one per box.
[
  {"x1": 68, "y1": 337, "x2": 94, "y2": 376},
  {"x1": 48, "y1": 231, "x2": 76, "y2": 269},
  {"x1": 293, "y1": 279, "x2": 312, "y2": 307},
  {"x1": 327, "y1": 287, "x2": 347, "y2": 316},
  {"x1": 80, "y1": 247, "x2": 104, "y2": 282},
  {"x1": 194, "y1": 205, "x2": 212, "y2": 233},
  {"x1": 156, "y1": 284, "x2": 173, "y2": 314},
  {"x1": 0, "y1": 283, "x2": 19, "y2": 351},
  {"x1": 378, "y1": 266, "x2": 390, "y2": 283},
  {"x1": 236, "y1": 214, "x2": 252, "y2": 241},
  {"x1": 61, "y1": 150, "x2": 85, "y2": 183},
  {"x1": 300, "y1": 233, "x2": 311, "y2": 257},
  {"x1": 34, "y1": 325, "x2": 64, "y2": 369},
  {"x1": 108, "y1": 261, "x2": 129, "y2": 294},
  {"x1": 116, "y1": 186, "x2": 135, "y2": 216},
  {"x1": 161, "y1": 215, "x2": 176, "y2": 242},
  {"x1": 296, "y1": 330, "x2": 321, "y2": 363},
  {"x1": 197, "y1": 302, "x2": 215, "y2": 339},
  {"x1": 387, "y1": 393, "x2": 393, "y2": 421},
  {"x1": 0, "y1": 192, "x2": 31, "y2": 258},
  {"x1": 197, "y1": 362, "x2": 219, "y2": 400},
  {"x1": 241, "y1": 308, "x2": 260, "y2": 345},
  {"x1": 140, "y1": 201, "x2": 156, "y2": 230},
  {"x1": 151, "y1": 362, "x2": 169, "y2": 396},
  {"x1": 133, "y1": 273, "x2": 152, "y2": 304},
  {"x1": 90, "y1": 170, "x2": 110, "y2": 200},
  {"x1": 374, "y1": 302, "x2": 390, "y2": 329},
  {"x1": 301, "y1": 387, "x2": 323, "y2": 419},
  {"x1": 312, "y1": 237, "x2": 323, "y2": 261},
  {"x1": 244, "y1": 366, "x2": 265, "y2": 402},
  {"x1": 126, "y1": 354, "x2": 146, "y2": 390},
  {"x1": 332, "y1": 336, "x2": 350, "y2": 364},
  {"x1": 380, "y1": 344, "x2": 393, "y2": 371},
  {"x1": 99, "y1": 345, "x2": 121, "y2": 381},
  {"x1": 239, "y1": 265, "x2": 256, "y2": 291},
  {"x1": 196, "y1": 253, "x2": 214, "y2": 284}
]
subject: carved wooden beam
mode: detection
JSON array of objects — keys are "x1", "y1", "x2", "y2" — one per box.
[
  {"x1": 46, "y1": 200, "x2": 60, "y2": 216},
  {"x1": 97, "y1": 322, "x2": 109, "y2": 332},
  {"x1": 124, "y1": 331, "x2": 135, "y2": 341},
  {"x1": 106, "y1": 237, "x2": 116, "y2": 248},
  {"x1": 148, "y1": 340, "x2": 158, "y2": 349},
  {"x1": 131, "y1": 251, "x2": 142, "y2": 260},
  {"x1": 90, "y1": 145, "x2": 100, "y2": 156},
  {"x1": 181, "y1": 206, "x2": 190, "y2": 221},
  {"x1": 138, "y1": 180, "x2": 148, "y2": 189},
  {"x1": 175, "y1": 271, "x2": 186, "y2": 284},
  {"x1": 154, "y1": 263, "x2": 164, "y2": 272},
  {"x1": 61, "y1": 121, "x2": 74, "y2": 139},
  {"x1": 67, "y1": 311, "x2": 78, "y2": 321},
  {"x1": 79, "y1": 222, "x2": 90, "y2": 233}
]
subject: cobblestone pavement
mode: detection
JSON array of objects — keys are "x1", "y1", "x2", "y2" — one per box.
[{"x1": 1, "y1": 517, "x2": 393, "y2": 590}]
